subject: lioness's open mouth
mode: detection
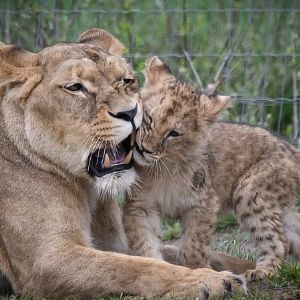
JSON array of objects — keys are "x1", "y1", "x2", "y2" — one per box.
[{"x1": 87, "y1": 131, "x2": 136, "y2": 177}]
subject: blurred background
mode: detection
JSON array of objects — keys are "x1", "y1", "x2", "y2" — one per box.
[{"x1": 1, "y1": 0, "x2": 299, "y2": 142}]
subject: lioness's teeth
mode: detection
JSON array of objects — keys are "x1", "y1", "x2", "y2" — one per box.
[
  {"x1": 131, "y1": 131, "x2": 136, "y2": 146},
  {"x1": 103, "y1": 154, "x2": 112, "y2": 168},
  {"x1": 124, "y1": 150, "x2": 133, "y2": 165}
]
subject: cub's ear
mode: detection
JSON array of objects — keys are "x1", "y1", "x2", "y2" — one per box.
[
  {"x1": 143, "y1": 56, "x2": 175, "y2": 86},
  {"x1": 200, "y1": 94, "x2": 231, "y2": 123},
  {"x1": 209, "y1": 94, "x2": 231, "y2": 116},
  {"x1": 0, "y1": 45, "x2": 43, "y2": 102},
  {"x1": 78, "y1": 28, "x2": 125, "y2": 56}
]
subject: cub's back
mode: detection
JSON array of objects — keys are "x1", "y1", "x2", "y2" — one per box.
[{"x1": 209, "y1": 122, "x2": 300, "y2": 205}]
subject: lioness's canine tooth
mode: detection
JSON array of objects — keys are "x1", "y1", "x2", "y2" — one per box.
[
  {"x1": 130, "y1": 131, "x2": 136, "y2": 146},
  {"x1": 124, "y1": 150, "x2": 133, "y2": 164},
  {"x1": 103, "y1": 154, "x2": 112, "y2": 168}
]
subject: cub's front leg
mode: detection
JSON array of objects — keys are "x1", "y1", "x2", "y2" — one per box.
[
  {"x1": 123, "y1": 195, "x2": 163, "y2": 259},
  {"x1": 178, "y1": 187, "x2": 218, "y2": 269}
]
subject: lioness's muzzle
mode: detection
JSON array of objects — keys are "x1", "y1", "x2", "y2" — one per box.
[{"x1": 87, "y1": 131, "x2": 136, "y2": 177}]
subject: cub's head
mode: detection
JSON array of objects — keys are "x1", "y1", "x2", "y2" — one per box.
[
  {"x1": 134, "y1": 56, "x2": 229, "y2": 169},
  {"x1": 0, "y1": 28, "x2": 143, "y2": 196}
]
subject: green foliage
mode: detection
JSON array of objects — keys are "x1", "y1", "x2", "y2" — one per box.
[
  {"x1": 215, "y1": 212, "x2": 238, "y2": 232},
  {"x1": 211, "y1": 262, "x2": 300, "y2": 300},
  {"x1": 116, "y1": 194, "x2": 125, "y2": 207},
  {"x1": 161, "y1": 218, "x2": 182, "y2": 241},
  {"x1": 0, "y1": 0, "x2": 299, "y2": 139},
  {"x1": 269, "y1": 261, "x2": 300, "y2": 289},
  {"x1": 213, "y1": 228, "x2": 256, "y2": 260}
]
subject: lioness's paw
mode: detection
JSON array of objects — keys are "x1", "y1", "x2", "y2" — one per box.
[
  {"x1": 164, "y1": 281, "x2": 211, "y2": 300},
  {"x1": 192, "y1": 269, "x2": 247, "y2": 298},
  {"x1": 219, "y1": 272, "x2": 247, "y2": 297}
]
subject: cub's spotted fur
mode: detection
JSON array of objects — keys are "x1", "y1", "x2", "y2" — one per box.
[{"x1": 124, "y1": 56, "x2": 300, "y2": 281}]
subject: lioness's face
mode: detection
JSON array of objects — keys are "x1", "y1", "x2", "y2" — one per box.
[{"x1": 1, "y1": 29, "x2": 143, "y2": 196}]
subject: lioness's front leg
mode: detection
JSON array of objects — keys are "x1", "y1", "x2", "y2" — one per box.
[
  {"x1": 25, "y1": 244, "x2": 246, "y2": 299},
  {"x1": 92, "y1": 198, "x2": 128, "y2": 253},
  {"x1": 2, "y1": 198, "x2": 245, "y2": 299}
]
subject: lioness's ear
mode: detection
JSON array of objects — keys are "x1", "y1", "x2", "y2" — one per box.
[
  {"x1": 200, "y1": 94, "x2": 231, "y2": 123},
  {"x1": 143, "y1": 56, "x2": 175, "y2": 85},
  {"x1": 0, "y1": 45, "x2": 43, "y2": 102},
  {"x1": 78, "y1": 28, "x2": 125, "y2": 56}
]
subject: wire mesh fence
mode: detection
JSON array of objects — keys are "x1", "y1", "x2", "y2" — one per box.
[{"x1": 1, "y1": 0, "x2": 300, "y2": 143}]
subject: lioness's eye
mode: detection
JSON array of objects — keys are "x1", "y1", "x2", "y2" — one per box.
[
  {"x1": 123, "y1": 78, "x2": 135, "y2": 85},
  {"x1": 64, "y1": 82, "x2": 86, "y2": 92},
  {"x1": 167, "y1": 130, "x2": 181, "y2": 138}
]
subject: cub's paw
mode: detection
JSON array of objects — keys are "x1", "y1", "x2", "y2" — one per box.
[
  {"x1": 244, "y1": 268, "x2": 272, "y2": 282},
  {"x1": 193, "y1": 269, "x2": 247, "y2": 298}
]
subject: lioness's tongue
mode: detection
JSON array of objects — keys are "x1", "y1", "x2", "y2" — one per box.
[
  {"x1": 107, "y1": 147, "x2": 126, "y2": 164},
  {"x1": 109, "y1": 152, "x2": 125, "y2": 164}
]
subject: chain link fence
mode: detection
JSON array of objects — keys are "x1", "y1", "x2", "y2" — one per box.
[{"x1": 1, "y1": 0, "x2": 300, "y2": 142}]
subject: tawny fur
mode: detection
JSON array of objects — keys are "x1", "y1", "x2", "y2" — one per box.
[
  {"x1": 0, "y1": 31, "x2": 246, "y2": 299},
  {"x1": 123, "y1": 56, "x2": 300, "y2": 282}
]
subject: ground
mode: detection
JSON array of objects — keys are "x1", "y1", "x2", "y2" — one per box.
[{"x1": 1, "y1": 213, "x2": 299, "y2": 300}]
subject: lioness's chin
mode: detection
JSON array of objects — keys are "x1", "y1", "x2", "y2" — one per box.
[{"x1": 93, "y1": 168, "x2": 138, "y2": 197}]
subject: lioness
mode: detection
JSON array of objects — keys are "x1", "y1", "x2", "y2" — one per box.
[
  {"x1": 0, "y1": 29, "x2": 246, "y2": 299},
  {"x1": 123, "y1": 56, "x2": 300, "y2": 281}
]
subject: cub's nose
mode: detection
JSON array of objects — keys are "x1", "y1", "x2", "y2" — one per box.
[{"x1": 109, "y1": 105, "x2": 137, "y2": 122}]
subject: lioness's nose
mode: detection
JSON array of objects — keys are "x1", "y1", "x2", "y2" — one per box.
[{"x1": 109, "y1": 105, "x2": 137, "y2": 122}]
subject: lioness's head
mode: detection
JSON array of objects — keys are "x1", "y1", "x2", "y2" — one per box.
[
  {"x1": 0, "y1": 28, "x2": 142, "y2": 196},
  {"x1": 134, "y1": 56, "x2": 230, "y2": 169}
]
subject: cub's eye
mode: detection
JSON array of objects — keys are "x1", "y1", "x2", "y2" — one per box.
[
  {"x1": 167, "y1": 130, "x2": 181, "y2": 138},
  {"x1": 64, "y1": 82, "x2": 86, "y2": 92},
  {"x1": 123, "y1": 78, "x2": 135, "y2": 85}
]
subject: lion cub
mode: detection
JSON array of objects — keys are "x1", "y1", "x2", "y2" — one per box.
[{"x1": 123, "y1": 56, "x2": 300, "y2": 281}]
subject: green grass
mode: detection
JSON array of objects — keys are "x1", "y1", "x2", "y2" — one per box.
[
  {"x1": 162, "y1": 213, "x2": 300, "y2": 300},
  {"x1": 269, "y1": 261, "x2": 300, "y2": 290},
  {"x1": 213, "y1": 228, "x2": 256, "y2": 260},
  {"x1": 212, "y1": 261, "x2": 300, "y2": 300},
  {"x1": 161, "y1": 218, "x2": 182, "y2": 241},
  {"x1": 215, "y1": 212, "x2": 238, "y2": 232}
]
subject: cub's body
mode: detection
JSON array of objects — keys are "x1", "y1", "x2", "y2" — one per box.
[
  {"x1": 134, "y1": 122, "x2": 299, "y2": 216},
  {"x1": 124, "y1": 56, "x2": 300, "y2": 281}
]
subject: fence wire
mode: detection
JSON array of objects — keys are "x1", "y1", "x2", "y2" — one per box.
[{"x1": 0, "y1": 0, "x2": 300, "y2": 142}]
